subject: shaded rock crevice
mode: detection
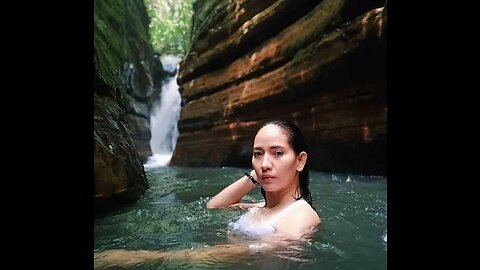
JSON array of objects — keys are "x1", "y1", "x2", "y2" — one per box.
[
  {"x1": 94, "y1": 0, "x2": 165, "y2": 209},
  {"x1": 94, "y1": 94, "x2": 149, "y2": 207}
]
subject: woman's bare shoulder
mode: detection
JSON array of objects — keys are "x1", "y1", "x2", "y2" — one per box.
[
  {"x1": 293, "y1": 203, "x2": 321, "y2": 227},
  {"x1": 275, "y1": 203, "x2": 321, "y2": 239}
]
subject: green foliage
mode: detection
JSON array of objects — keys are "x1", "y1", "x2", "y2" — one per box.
[
  {"x1": 94, "y1": 0, "x2": 153, "y2": 102},
  {"x1": 94, "y1": 0, "x2": 127, "y2": 91},
  {"x1": 144, "y1": 0, "x2": 194, "y2": 56}
]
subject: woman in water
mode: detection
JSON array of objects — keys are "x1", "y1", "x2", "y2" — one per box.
[
  {"x1": 208, "y1": 120, "x2": 320, "y2": 240},
  {"x1": 94, "y1": 120, "x2": 321, "y2": 268}
]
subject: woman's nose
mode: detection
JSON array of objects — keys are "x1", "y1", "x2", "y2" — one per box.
[{"x1": 260, "y1": 154, "x2": 272, "y2": 170}]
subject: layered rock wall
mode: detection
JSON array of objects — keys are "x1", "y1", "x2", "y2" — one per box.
[{"x1": 172, "y1": 0, "x2": 387, "y2": 175}]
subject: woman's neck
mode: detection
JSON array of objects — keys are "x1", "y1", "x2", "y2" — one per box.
[{"x1": 265, "y1": 184, "x2": 300, "y2": 210}]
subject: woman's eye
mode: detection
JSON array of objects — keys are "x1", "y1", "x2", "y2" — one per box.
[
  {"x1": 274, "y1": 151, "x2": 283, "y2": 157},
  {"x1": 253, "y1": 152, "x2": 262, "y2": 158}
]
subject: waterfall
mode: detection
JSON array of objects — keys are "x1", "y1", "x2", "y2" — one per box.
[{"x1": 144, "y1": 55, "x2": 182, "y2": 169}]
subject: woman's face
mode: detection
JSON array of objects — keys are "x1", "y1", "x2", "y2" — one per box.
[{"x1": 252, "y1": 124, "x2": 300, "y2": 192}]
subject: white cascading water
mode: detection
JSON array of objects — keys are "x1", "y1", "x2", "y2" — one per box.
[{"x1": 144, "y1": 55, "x2": 182, "y2": 169}]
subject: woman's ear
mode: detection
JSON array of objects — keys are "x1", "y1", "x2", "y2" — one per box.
[{"x1": 296, "y1": 151, "x2": 307, "y2": 172}]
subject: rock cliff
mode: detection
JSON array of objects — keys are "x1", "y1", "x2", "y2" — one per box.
[
  {"x1": 94, "y1": 0, "x2": 159, "y2": 208},
  {"x1": 171, "y1": 0, "x2": 387, "y2": 175}
]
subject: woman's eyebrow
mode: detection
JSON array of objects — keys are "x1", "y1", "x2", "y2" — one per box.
[{"x1": 254, "y1": 145, "x2": 285, "y2": 150}]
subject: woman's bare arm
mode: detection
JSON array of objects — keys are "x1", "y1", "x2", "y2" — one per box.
[
  {"x1": 94, "y1": 236, "x2": 302, "y2": 269},
  {"x1": 227, "y1": 201, "x2": 265, "y2": 209},
  {"x1": 206, "y1": 170, "x2": 258, "y2": 209}
]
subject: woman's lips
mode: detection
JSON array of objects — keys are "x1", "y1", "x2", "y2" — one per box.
[{"x1": 261, "y1": 176, "x2": 276, "y2": 183}]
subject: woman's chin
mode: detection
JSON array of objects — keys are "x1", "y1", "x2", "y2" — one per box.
[{"x1": 261, "y1": 184, "x2": 276, "y2": 192}]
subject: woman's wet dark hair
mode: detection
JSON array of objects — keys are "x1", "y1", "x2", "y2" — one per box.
[{"x1": 258, "y1": 120, "x2": 315, "y2": 210}]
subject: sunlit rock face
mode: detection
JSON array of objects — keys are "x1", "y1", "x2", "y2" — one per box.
[
  {"x1": 171, "y1": 0, "x2": 387, "y2": 175},
  {"x1": 94, "y1": 0, "x2": 156, "y2": 208}
]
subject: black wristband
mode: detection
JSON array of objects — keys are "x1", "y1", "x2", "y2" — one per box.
[{"x1": 245, "y1": 172, "x2": 260, "y2": 186}]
